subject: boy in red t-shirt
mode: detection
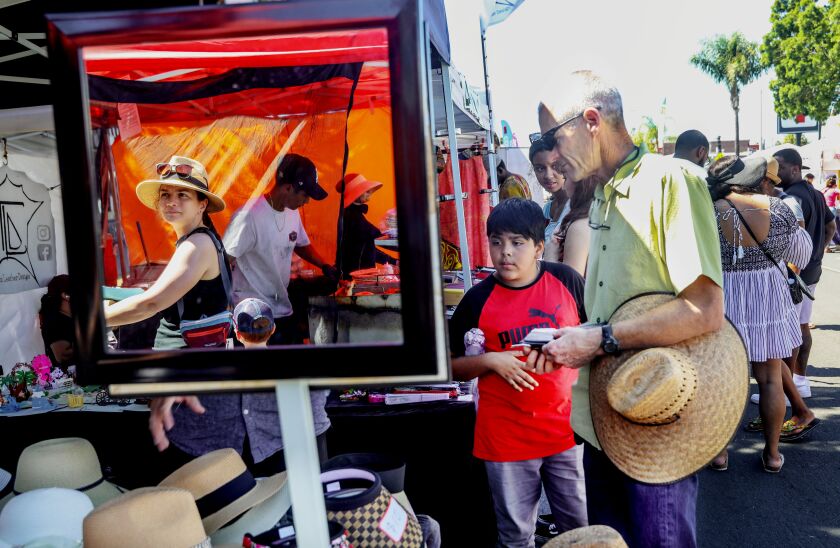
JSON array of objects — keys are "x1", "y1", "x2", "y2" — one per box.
[{"x1": 449, "y1": 198, "x2": 588, "y2": 546}]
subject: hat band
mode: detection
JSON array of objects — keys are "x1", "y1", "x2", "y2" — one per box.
[
  {"x1": 161, "y1": 173, "x2": 210, "y2": 192},
  {"x1": 13, "y1": 475, "x2": 105, "y2": 496},
  {"x1": 194, "y1": 469, "x2": 257, "y2": 518}
]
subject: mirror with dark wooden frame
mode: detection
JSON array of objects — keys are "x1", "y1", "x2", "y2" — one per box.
[{"x1": 46, "y1": 0, "x2": 448, "y2": 393}]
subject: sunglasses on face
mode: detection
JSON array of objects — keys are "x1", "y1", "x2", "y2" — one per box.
[
  {"x1": 529, "y1": 106, "x2": 602, "y2": 148},
  {"x1": 531, "y1": 112, "x2": 584, "y2": 148},
  {"x1": 156, "y1": 163, "x2": 195, "y2": 179}
]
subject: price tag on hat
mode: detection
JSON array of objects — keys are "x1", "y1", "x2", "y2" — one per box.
[{"x1": 378, "y1": 496, "x2": 408, "y2": 542}]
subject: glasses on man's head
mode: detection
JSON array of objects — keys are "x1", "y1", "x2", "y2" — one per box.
[{"x1": 156, "y1": 163, "x2": 194, "y2": 180}]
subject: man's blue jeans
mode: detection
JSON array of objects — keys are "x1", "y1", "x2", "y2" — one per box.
[{"x1": 583, "y1": 443, "x2": 698, "y2": 548}]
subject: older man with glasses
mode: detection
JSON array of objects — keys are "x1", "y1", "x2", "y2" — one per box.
[{"x1": 524, "y1": 71, "x2": 725, "y2": 548}]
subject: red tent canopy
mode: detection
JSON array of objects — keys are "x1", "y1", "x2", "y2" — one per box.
[{"x1": 88, "y1": 27, "x2": 398, "y2": 276}]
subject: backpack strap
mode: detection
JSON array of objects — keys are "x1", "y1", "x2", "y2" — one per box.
[{"x1": 175, "y1": 226, "x2": 233, "y2": 320}]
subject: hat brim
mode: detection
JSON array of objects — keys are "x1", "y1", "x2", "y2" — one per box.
[
  {"x1": 0, "y1": 480, "x2": 123, "y2": 512},
  {"x1": 202, "y1": 471, "x2": 287, "y2": 534},
  {"x1": 767, "y1": 173, "x2": 781, "y2": 184},
  {"x1": 136, "y1": 179, "x2": 226, "y2": 213},
  {"x1": 306, "y1": 183, "x2": 328, "y2": 201},
  {"x1": 590, "y1": 293, "x2": 749, "y2": 484},
  {"x1": 210, "y1": 478, "x2": 291, "y2": 545},
  {"x1": 85, "y1": 480, "x2": 126, "y2": 507},
  {"x1": 344, "y1": 180, "x2": 383, "y2": 207}
]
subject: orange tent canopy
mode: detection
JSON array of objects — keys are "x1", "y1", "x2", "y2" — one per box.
[{"x1": 89, "y1": 28, "x2": 397, "y2": 274}]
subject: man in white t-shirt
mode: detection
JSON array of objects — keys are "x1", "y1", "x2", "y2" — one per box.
[{"x1": 224, "y1": 153, "x2": 337, "y2": 344}]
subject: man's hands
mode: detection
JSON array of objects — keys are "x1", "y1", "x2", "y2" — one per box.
[
  {"x1": 487, "y1": 349, "x2": 540, "y2": 392},
  {"x1": 149, "y1": 396, "x2": 205, "y2": 452},
  {"x1": 321, "y1": 263, "x2": 339, "y2": 282},
  {"x1": 525, "y1": 326, "x2": 602, "y2": 374}
]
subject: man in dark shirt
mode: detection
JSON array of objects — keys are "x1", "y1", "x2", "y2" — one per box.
[
  {"x1": 673, "y1": 129, "x2": 709, "y2": 168},
  {"x1": 774, "y1": 148, "x2": 836, "y2": 397}
]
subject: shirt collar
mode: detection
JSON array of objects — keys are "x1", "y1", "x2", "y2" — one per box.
[{"x1": 603, "y1": 144, "x2": 647, "y2": 200}]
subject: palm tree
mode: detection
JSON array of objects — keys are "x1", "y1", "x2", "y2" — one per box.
[{"x1": 691, "y1": 33, "x2": 764, "y2": 155}]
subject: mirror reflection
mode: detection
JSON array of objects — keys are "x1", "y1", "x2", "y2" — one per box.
[{"x1": 81, "y1": 28, "x2": 403, "y2": 353}]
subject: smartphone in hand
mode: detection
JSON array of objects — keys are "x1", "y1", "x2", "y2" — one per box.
[{"x1": 519, "y1": 327, "x2": 557, "y2": 352}]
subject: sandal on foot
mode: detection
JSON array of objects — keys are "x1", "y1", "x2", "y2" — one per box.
[
  {"x1": 780, "y1": 418, "x2": 800, "y2": 434},
  {"x1": 762, "y1": 452, "x2": 784, "y2": 473},
  {"x1": 781, "y1": 418, "x2": 821, "y2": 442},
  {"x1": 745, "y1": 416, "x2": 764, "y2": 432}
]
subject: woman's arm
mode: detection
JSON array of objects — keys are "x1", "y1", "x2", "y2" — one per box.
[
  {"x1": 562, "y1": 219, "x2": 591, "y2": 276},
  {"x1": 105, "y1": 234, "x2": 215, "y2": 327},
  {"x1": 50, "y1": 340, "x2": 74, "y2": 364}
]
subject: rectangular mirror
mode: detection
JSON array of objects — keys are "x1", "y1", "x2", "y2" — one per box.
[{"x1": 46, "y1": 0, "x2": 448, "y2": 393}]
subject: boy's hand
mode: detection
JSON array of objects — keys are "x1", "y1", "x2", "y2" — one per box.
[{"x1": 487, "y1": 349, "x2": 539, "y2": 392}]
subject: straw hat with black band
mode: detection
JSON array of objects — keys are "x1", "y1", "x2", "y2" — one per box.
[
  {"x1": 0, "y1": 438, "x2": 124, "y2": 510},
  {"x1": 136, "y1": 155, "x2": 226, "y2": 213},
  {"x1": 590, "y1": 293, "x2": 749, "y2": 484},
  {"x1": 83, "y1": 487, "x2": 218, "y2": 548},
  {"x1": 158, "y1": 448, "x2": 287, "y2": 535}
]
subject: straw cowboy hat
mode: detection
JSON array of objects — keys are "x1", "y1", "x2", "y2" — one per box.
[
  {"x1": 336, "y1": 173, "x2": 383, "y2": 207},
  {"x1": 0, "y1": 438, "x2": 124, "y2": 510},
  {"x1": 543, "y1": 525, "x2": 628, "y2": 548},
  {"x1": 159, "y1": 448, "x2": 287, "y2": 535},
  {"x1": 0, "y1": 488, "x2": 93, "y2": 547},
  {"x1": 590, "y1": 293, "x2": 749, "y2": 484},
  {"x1": 136, "y1": 155, "x2": 226, "y2": 213},
  {"x1": 84, "y1": 487, "x2": 213, "y2": 548}
]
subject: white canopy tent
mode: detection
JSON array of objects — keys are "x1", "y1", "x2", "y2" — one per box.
[{"x1": 0, "y1": 107, "x2": 64, "y2": 369}]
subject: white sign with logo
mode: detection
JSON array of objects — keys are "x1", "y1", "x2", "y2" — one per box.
[
  {"x1": 777, "y1": 115, "x2": 820, "y2": 134},
  {"x1": 0, "y1": 167, "x2": 57, "y2": 294}
]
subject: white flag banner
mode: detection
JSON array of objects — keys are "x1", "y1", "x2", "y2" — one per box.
[{"x1": 0, "y1": 166, "x2": 57, "y2": 294}]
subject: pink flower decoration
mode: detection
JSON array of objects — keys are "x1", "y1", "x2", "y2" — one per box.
[{"x1": 31, "y1": 354, "x2": 52, "y2": 385}]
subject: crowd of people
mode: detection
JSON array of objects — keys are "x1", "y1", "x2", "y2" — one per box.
[
  {"x1": 448, "y1": 70, "x2": 833, "y2": 548},
  {"x1": 30, "y1": 68, "x2": 836, "y2": 548}
]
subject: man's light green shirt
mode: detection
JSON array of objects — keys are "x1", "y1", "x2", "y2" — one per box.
[{"x1": 573, "y1": 147, "x2": 723, "y2": 449}]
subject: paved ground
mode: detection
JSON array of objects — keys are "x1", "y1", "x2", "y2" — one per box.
[{"x1": 696, "y1": 251, "x2": 840, "y2": 547}]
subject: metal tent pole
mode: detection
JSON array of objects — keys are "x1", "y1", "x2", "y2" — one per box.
[
  {"x1": 440, "y1": 62, "x2": 472, "y2": 290},
  {"x1": 481, "y1": 29, "x2": 499, "y2": 207}
]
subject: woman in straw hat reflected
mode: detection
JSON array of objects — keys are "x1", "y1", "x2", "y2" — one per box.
[
  {"x1": 707, "y1": 155, "x2": 818, "y2": 473},
  {"x1": 103, "y1": 156, "x2": 231, "y2": 459},
  {"x1": 104, "y1": 155, "x2": 228, "y2": 345}
]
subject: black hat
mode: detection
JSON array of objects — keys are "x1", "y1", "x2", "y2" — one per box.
[
  {"x1": 707, "y1": 155, "x2": 766, "y2": 189},
  {"x1": 773, "y1": 148, "x2": 811, "y2": 170},
  {"x1": 275, "y1": 153, "x2": 327, "y2": 201}
]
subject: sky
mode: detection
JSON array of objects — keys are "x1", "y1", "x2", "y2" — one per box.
[{"x1": 445, "y1": 0, "x2": 801, "y2": 148}]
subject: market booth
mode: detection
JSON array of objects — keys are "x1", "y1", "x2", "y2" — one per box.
[{"x1": 0, "y1": 0, "x2": 514, "y2": 546}]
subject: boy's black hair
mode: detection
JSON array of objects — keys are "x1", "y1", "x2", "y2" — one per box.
[{"x1": 486, "y1": 198, "x2": 545, "y2": 243}]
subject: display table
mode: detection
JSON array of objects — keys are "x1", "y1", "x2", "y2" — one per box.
[
  {"x1": 326, "y1": 395, "x2": 496, "y2": 547},
  {"x1": 0, "y1": 405, "x2": 162, "y2": 489},
  {"x1": 1, "y1": 393, "x2": 497, "y2": 546}
]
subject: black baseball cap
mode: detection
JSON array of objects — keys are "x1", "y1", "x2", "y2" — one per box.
[
  {"x1": 773, "y1": 148, "x2": 810, "y2": 170},
  {"x1": 275, "y1": 153, "x2": 327, "y2": 200}
]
